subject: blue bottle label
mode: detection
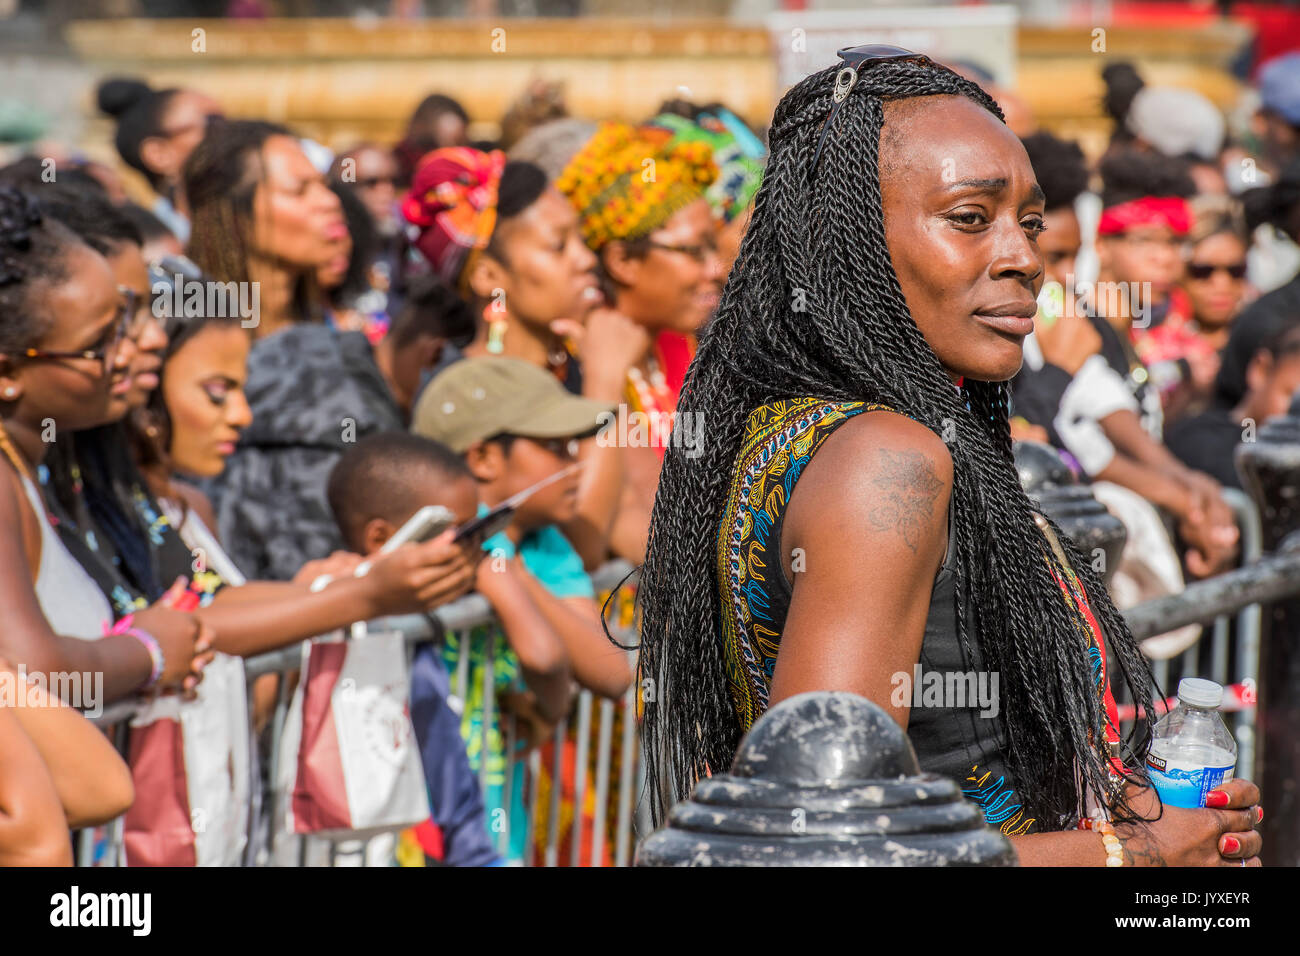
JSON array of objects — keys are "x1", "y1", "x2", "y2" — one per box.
[{"x1": 1146, "y1": 754, "x2": 1235, "y2": 809}]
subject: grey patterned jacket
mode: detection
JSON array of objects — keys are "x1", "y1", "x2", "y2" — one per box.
[{"x1": 207, "y1": 323, "x2": 403, "y2": 581}]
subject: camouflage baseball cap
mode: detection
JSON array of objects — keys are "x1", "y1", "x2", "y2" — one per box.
[{"x1": 412, "y1": 357, "x2": 617, "y2": 453}]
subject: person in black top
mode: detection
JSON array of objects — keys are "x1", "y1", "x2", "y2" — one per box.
[
  {"x1": 1010, "y1": 146, "x2": 1238, "y2": 578},
  {"x1": 1011, "y1": 131, "x2": 1097, "y2": 446},
  {"x1": 1168, "y1": 321, "x2": 1300, "y2": 488},
  {"x1": 1174, "y1": 160, "x2": 1300, "y2": 487},
  {"x1": 633, "y1": 50, "x2": 1261, "y2": 866},
  {"x1": 1215, "y1": 157, "x2": 1300, "y2": 410}
]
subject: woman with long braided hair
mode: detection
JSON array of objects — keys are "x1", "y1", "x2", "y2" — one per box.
[{"x1": 634, "y1": 50, "x2": 1262, "y2": 865}]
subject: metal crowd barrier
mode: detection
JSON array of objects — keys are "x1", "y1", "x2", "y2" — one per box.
[
  {"x1": 1118, "y1": 488, "x2": 1264, "y2": 778},
  {"x1": 77, "y1": 487, "x2": 1289, "y2": 866},
  {"x1": 80, "y1": 560, "x2": 643, "y2": 868}
]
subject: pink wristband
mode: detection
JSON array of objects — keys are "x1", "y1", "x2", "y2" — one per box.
[
  {"x1": 125, "y1": 629, "x2": 165, "y2": 688},
  {"x1": 104, "y1": 614, "x2": 164, "y2": 688}
]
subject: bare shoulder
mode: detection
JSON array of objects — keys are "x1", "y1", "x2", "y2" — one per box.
[
  {"x1": 171, "y1": 480, "x2": 219, "y2": 540},
  {"x1": 786, "y1": 408, "x2": 953, "y2": 562}
]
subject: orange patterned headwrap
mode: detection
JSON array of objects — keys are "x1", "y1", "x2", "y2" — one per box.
[
  {"x1": 401, "y1": 147, "x2": 507, "y2": 294},
  {"x1": 554, "y1": 122, "x2": 718, "y2": 250}
]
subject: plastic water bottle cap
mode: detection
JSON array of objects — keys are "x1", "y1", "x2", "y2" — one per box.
[{"x1": 1178, "y1": 677, "x2": 1223, "y2": 709}]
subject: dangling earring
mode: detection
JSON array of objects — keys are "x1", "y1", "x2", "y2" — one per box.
[
  {"x1": 487, "y1": 320, "x2": 508, "y2": 354},
  {"x1": 483, "y1": 304, "x2": 507, "y2": 354}
]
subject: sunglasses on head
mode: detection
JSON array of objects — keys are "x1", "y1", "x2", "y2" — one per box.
[
  {"x1": 809, "y1": 44, "x2": 934, "y2": 178},
  {"x1": 1186, "y1": 261, "x2": 1247, "y2": 281}
]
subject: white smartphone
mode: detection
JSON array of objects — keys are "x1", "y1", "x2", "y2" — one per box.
[
  {"x1": 353, "y1": 505, "x2": 456, "y2": 578},
  {"x1": 379, "y1": 505, "x2": 456, "y2": 553}
]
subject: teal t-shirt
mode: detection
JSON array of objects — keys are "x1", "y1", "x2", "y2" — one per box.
[
  {"x1": 480, "y1": 504, "x2": 595, "y2": 600},
  {"x1": 440, "y1": 506, "x2": 594, "y2": 863}
]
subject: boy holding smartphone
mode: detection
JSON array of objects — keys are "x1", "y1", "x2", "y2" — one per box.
[
  {"x1": 412, "y1": 358, "x2": 635, "y2": 862},
  {"x1": 328, "y1": 359, "x2": 633, "y2": 862}
]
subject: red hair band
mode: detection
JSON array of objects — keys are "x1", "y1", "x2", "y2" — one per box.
[{"x1": 1097, "y1": 196, "x2": 1192, "y2": 237}]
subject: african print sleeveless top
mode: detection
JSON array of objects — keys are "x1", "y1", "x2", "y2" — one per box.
[{"x1": 716, "y1": 397, "x2": 1087, "y2": 836}]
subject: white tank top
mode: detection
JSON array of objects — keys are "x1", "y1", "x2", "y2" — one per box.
[{"x1": 20, "y1": 473, "x2": 113, "y2": 639}]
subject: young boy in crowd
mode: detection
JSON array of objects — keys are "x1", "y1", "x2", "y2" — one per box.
[
  {"x1": 327, "y1": 358, "x2": 633, "y2": 862},
  {"x1": 411, "y1": 357, "x2": 635, "y2": 862},
  {"x1": 412, "y1": 357, "x2": 634, "y2": 701},
  {"x1": 328, "y1": 432, "x2": 506, "y2": 866}
]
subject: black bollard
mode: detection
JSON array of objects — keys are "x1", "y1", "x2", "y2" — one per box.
[
  {"x1": 635, "y1": 692, "x2": 1017, "y2": 866},
  {"x1": 1015, "y1": 440, "x2": 1128, "y2": 587},
  {"x1": 1234, "y1": 391, "x2": 1300, "y2": 868}
]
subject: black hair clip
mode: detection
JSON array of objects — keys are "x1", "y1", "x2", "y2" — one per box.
[{"x1": 808, "y1": 45, "x2": 933, "y2": 180}]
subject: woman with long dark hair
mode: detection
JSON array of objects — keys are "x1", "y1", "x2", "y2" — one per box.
[
  {"x1": 635, "y1": 50, "x2": 1261, "y2": 866},
  {"x1": 63, "y1": 186, "x2": 482, "y2": 632},
  {"x1": 185, "y1": 120, "x2": 397, "y2": 581}
]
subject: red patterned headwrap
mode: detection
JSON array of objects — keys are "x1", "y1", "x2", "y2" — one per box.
[
  {"x1": 1096, "y1": 196, "x2": 1193, "y2": 237},
  {"x1": 401, "y1": 147, "x2": 507, "y2": 294}
]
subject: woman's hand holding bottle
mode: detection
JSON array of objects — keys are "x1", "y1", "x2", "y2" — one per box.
[{"x1": 1114, "y1": 778, "x2": 1261, "y2": 866}]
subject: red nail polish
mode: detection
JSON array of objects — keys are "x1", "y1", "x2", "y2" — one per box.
[
  {"x1": 1256, "y1": 806, "x2": 1263, "y2": 823},
  {"x1": 1222, "y1": 836, "x2": 1240, "y2": 854},
  {"x1": 1205, "y1": 790, "x2": 1230, "y2": 808}
]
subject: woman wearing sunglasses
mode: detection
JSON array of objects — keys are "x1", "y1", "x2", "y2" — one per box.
[
  {"x1": 634, "y1": 48, "x2": 1261, "y2": 866},
  {"x1": 1182, "y1": 201, "x2": 1252, "y2": 367},
  {"x1": 1108, "y1": 194, "x2": 1253, "y2": 428}
]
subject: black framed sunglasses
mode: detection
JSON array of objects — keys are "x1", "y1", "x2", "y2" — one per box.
[
  {"x1": 809, "y1": 44, "x2": 934, "y2": 179},
  {"x1": 1186, "y1": 261, "x2": 1248, "y2": 281}
]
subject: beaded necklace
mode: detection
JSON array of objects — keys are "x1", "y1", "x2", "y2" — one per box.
[{"x1": 626, "y1": 354, "x2": 673, "y2": 417}]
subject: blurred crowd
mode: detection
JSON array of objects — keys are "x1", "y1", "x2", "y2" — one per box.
[
  {"x1": 1009, "y1": 55, "x2": 1300, "y2": 659},
  {"x1": 0, "y1": 43, "x2": 1298, "y2": 866}
]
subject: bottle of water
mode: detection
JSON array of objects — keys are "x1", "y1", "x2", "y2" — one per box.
[{"x1": 1146, "y1": 678, "x2": 1237, "y2": 809}]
